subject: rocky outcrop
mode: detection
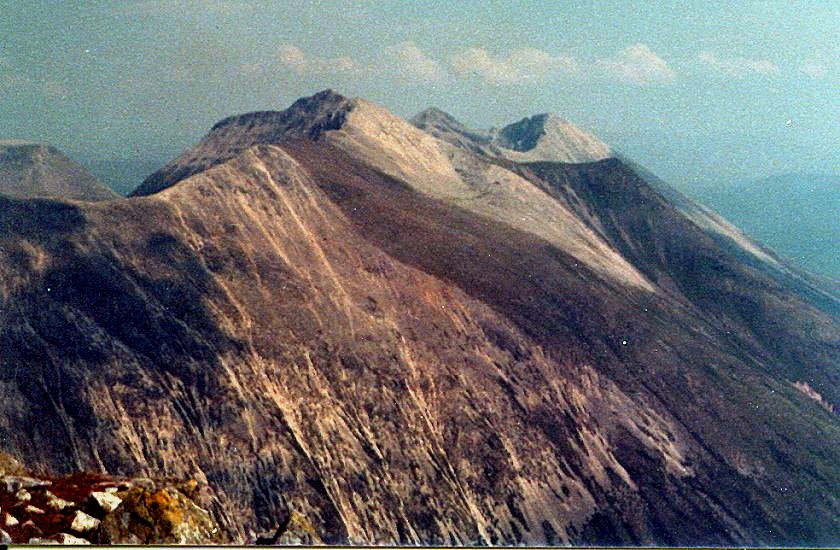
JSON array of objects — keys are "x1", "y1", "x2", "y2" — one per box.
[
  {"x1": 0, "y1": 467, "x2": 226, "y2": 545},
  {"x1": 93, "y1": 486, "x2": 224, "y2": 544},
  {"x1": 411, "y1": 108, "x2": 612, "y2": 163}
]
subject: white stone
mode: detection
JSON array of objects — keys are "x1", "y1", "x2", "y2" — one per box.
[
  {"x1": 89, "y1": 491, "x2": 122, "y2": 513},
  {"x1": 44, "y1": 490, "x2": 75, "y2": 511},
  {"x1": 4, "y1": 513, "x2": 19, "y2": 527},
  {"x1": 70, "y1": 510, "x2": 100, "y2": 533},
  {"x1": 51, "y1": 532, "x2": 92, "y2": 545}
]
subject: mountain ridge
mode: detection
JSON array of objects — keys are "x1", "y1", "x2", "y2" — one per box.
[{"x1": 1, "y1": 90, "x2": 838, "y2": 545}]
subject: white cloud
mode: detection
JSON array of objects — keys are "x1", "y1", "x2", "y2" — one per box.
[
  {"x1": 449, "y1": 46, "x2": 577, "y2": 85},
  {"x1": 386, "y1": 42, "x2": 446, "y2": 83},
  {"x1": 697, "y1": 51, "x2": 779, "y2": 77},
  {"x1": 275, "y1": 44, "x2": 360, "y2": 75},
  {"x1": 799, "y1": 58, "x2": 827, "y2": 79},
  {"x1": 596, "y1": 43, "x2": 676, "y2": 85}
]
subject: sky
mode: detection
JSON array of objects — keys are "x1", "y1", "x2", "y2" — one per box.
[{"x1": 1, "y1": 0, "x2": 838, "y2": 194}]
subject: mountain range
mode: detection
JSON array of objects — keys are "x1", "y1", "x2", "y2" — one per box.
[{"x1": 0, "y1": 90, "x2": 837, "y2": 546}]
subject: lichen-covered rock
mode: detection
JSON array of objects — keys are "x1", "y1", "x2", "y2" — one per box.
[
  {"x1": 276, "y1": 511, "x2": 323, "y2": 545},
  {"x1": 0, "y1": 453, "x2": 26, "y2": 477},
  {"x1": 93, "y1": 486, "x2": 225, "y2": 544}
]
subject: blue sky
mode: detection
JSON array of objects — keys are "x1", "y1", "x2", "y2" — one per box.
[{"x1": 1, "y1": 0, "x2": 837, "y2": 191}]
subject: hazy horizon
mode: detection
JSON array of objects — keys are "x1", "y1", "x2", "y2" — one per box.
[{"x1": 2, "y1": 1, "x2": 838, "y2": 193}]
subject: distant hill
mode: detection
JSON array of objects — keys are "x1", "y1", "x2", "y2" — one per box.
[
  {"x1": 695, "y1": 174, "x2": 839, "y2": 280},
  {"x1": 0, "y1": 141, "x2": 118, "y2": 201}
]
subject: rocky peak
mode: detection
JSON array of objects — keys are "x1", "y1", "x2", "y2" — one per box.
[
  {"x1": 410, "y1": 107, "x2": 497, "y2": 157},
  {"x1": 131, "y1": 90, "x2": 358, "y2": 196},
  {"x1": 491, "y1": 113, "x2": 612, "y2": 163},
  {"x1": 210, "y1": 89, "x2": 354, "y2": 139},
  {"x1": 410, "y1": 107, "x2": 461, "y2": 128},
  {"x1": 410, "y1": 108, "x2": 613, "y2": 164},
  {"x1": 493, "y1": 113, "x2": 555, "y2": 152}
]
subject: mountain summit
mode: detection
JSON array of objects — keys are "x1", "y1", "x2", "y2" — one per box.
[
  {"x1": 493, "y1": 113, "x2": 612, "y2": 163},
  {"x1": 131, "y1": 90, "x2": 356, "y2": 196},
  {"x1": 0, "y1": 142, "x2": 117, "y2": 201},
  {"x1": 411, "y1": 108, "x2": 612, "y2": 163}
]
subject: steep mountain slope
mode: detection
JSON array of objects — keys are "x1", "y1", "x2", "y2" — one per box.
[
  {"x1": 139, "y1": 92, "x2": 650, "y2": 291},
  {"x1": 1, "y1": 91, "x2": 838, "y2": 546},
  {"x1": 0, "y1": 142, "x2": 118, "y2": 201},
  {"x1": 626, "y1": 162, "x2": 840, "y2": 318},
  {"x1": 694, "y1": 174, "x2": 840, "y2": 280}
]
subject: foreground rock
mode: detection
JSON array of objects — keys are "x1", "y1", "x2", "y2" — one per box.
[
  {"x1": 0, "y1": 465, "x2": 226, "y2": 545},
  {"x1": 29, "y1": 532, "x2": 91, "y2": 545},
  {"x1": 92, "y1": 486, "x2": 224, "y2": 545},
  {"x1": 69, "y1": 511, "x2": 99, "y2": 534}
]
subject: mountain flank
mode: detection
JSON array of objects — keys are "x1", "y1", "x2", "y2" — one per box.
[
  {"x1": 0, "y1": 90, "x2": 838, "y2": 546},
  {"x1": 693, "y1": 173, "x2": 840, "y2": 281}
]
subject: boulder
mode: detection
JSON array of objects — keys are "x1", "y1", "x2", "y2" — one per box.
[
  {"x1": 44, "y1": 490, "x2": 75, "y2": 511},
  {"x1": 88, "y1": 491, "x2": 122, "y2": 514},
  {"x1": 1, "y1": 475, "x2": 51, "y2": 493},
  {"x1": 93, "y1": 486, "x2": 225, "y2": 544},
  {"x1": 20, "y1": 519, "x2": 43, "y2": 539},
  {"x1": 24, "y1": 504, "x2": 46, "y2": 515},
  {"x1": 14, "y1": 487, "x2": 31, "y2": 503},
  {"x1": 5, "y1": 513, "x2": 19, "y2": 527},
  {"x1": 70, "y1": 510, "x2": 100, "y2": 533},
  {"x1": 0, "y1": 528, "x2": 11, "y2": 544}
]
